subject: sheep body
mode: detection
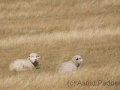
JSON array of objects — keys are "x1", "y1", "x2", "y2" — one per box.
[
  {"x1": 9, "y1": 53, "x2": 40, "y2": 71},
  {"x1": 56, "y1": 55, "x2": 83, "y2": 73},
  {"x1": 10, "y1": 59, "x2": 34, "y2": 71},
  {"x1": 56, "y1": 61, "x2": 77, "y2": 72}
]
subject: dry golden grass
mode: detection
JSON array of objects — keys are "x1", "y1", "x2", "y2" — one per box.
[{"x1": 0, "y1": 0, "x2": 120, "y2": 90}]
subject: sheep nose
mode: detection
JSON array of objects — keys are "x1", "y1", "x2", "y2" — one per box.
[{"x1": 81, "y1": 59, "x2": 83, "y2": 62}]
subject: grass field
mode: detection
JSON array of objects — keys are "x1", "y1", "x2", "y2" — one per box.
[{"x1": 0, "y1": 0, "x2": 120, "y2": 90}]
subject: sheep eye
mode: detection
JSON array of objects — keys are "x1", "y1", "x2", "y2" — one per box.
[{"x1": 76, "y1": 58, "x2": 78, "y2": 60}]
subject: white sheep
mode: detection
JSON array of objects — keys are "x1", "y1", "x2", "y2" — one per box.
[
  {"x1": 9, "y1": 53, "x2": 40, "y2": 71},
  {"x1": 56, "y1": 55, "x2": 83, "y2": 73}
]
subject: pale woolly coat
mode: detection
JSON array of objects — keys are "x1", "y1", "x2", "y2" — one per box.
[
  {"x1": 56, "y1": 61, "x2": 77, "y2": 73},
  {"x1": 9, "y1": 53, "x2": 40, "y2": 71},
  {"x1": 56, "y1": 55, "x2": 83, "y2": 73},
  {"x1": 9, "y1": 59, "x2": 35, "y2": 71}
]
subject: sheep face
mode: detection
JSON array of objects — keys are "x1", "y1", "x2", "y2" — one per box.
[
  {"x1": 72, "y1": 55, "x2": 83, "y2": 67},
  {"x1": 28, "y1": 53, "x2": 40, "y2": 66},
  {"x1": 75, "y1": 55, "x2": 83, "y2": 64}
]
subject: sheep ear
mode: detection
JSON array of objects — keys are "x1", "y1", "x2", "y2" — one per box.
[{"x1": 38, "y1": 56, "x2": 40, "y2": 58}]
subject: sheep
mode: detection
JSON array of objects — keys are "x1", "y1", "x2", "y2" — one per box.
[
  {"x1": 56, "y1": 55, "x2": 83, "y2": 73},
  {"x1": 9, "y1": 53, "x2": 40, "y2": 71}
]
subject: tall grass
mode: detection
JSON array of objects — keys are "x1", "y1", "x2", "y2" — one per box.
[{"x1": 0, "y1": 0, "x2": 120, "y2": 90}]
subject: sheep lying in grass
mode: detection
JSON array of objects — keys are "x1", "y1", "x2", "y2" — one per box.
[
  {"x1": 56, "y1": 55, "x2": 83, "y2": 73},
  {"x1": 9, "y1": 53, "x2": 40, "y2": 71}
]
